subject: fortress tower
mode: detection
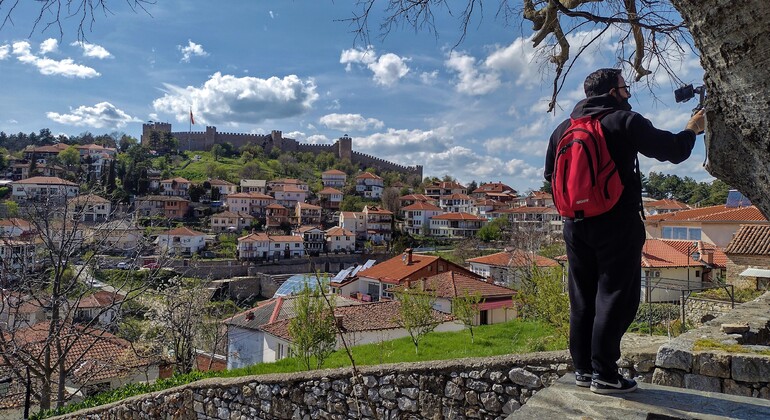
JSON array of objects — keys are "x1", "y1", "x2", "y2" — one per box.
[{"x1": 337, "y1": 135, "x2": 352, "y2": 160}]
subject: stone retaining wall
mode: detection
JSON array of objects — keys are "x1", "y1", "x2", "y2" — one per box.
[
  {"x1": 58, "y1": 352, "x2": 571, "y2": 419},
  {"x1": 58, "y1": 343, "x2": 665, "y2": 420},
  {"x1": 685, "y1": 297, "x2": 734, "y2": 326},
  {"x1": 653, "y1": 292, "x2": 770, "y2": 399}
]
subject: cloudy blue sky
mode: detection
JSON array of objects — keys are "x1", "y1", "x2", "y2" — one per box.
[{"x1": 0, "y1": 1, "x2": 708, "y2": 193}]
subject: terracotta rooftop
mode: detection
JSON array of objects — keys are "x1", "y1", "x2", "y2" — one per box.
[
  {"x1": 432, "y1": 212, "x2": 485, "y2": 221},
  {"x1": 322, "y1": 169, "x2": 346, "y2": 175},
  {"x1": 77, "y1": 291, "x2": 125, "y2": 309},
  {"x1": 402, "y1": 202, "x2": 443, "y2": 211},
  {"x1": 297, "y1": 202, "x2": 321, "y2": 209},
  {"x1": 724, "y1": 224, "x2": 770, "y2": 255},
  {"x1": 319, "y1": 187, "x2": 343, "y2": 195},
  {"x1": 260, "y1": 300, "x2": 453, "y2": 341},
  {"x1": 399, "y1": 194, "x2": 435, "y2": 203},
  {"x1": 467, "y1": 249, "x2": 560, "y2": 268},
  {"x1": 645, "y1": 205, "x2": 767, "y2": 223},
  {"x1": 405, "y1": 271, "x2": 516, "y2": 299},
  {"x1": 224, "y1": 294, "x2": 361, "y2": 330},
  {"x1": 326, "y1": 226, "x2": 353, "y2": 236},
  {"x1": 356, "y1": 172, "x2": 383, "y2": 180},
  {"x1": 440, "y1": 193, "x2": 472, "y2": 200},
  {"x1": 208, "y1": 179, "x2": 235, "y2": 186},
  {"x1": 641, "y1": 239, "x2": 727, "y2": 268},
  {"x1": 502, "y1": 206, "x2": 557, "y2": 214},
  {"x1": 160, "y1": 177, "x2": 190, "y2": 183},
  {"x1": 227, "y1": 192, "x2": 275, "y2": 200},
  {"x1": 355, "y1": 252, "x2": 478, "y2": 285},
  {"x1": 165, "y1": 226, "x2": 206, "y2": 237},
  {"x1": 472, "y1": 182, "x2": 516, "y2": 194},
  {"x1": 13, "y1": 176, "x2": 77, "y2": 186},
  {"x1": 212, "y1": 210, "x2": 254, "y2": 219}
]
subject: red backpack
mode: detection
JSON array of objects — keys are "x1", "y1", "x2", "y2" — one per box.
[{"x1": 551, "y1": 112, "x2": 623, "y2": 219}]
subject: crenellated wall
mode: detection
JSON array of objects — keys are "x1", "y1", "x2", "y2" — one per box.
[{"x1": 140, "y1": 123, "x2": 423, "y2": 180}]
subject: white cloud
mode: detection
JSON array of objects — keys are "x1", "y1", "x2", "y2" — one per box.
[
  {"x1": 306, "y1": 134, "x2": 330, "y2": 144},
  {"x1": 269, "y1": 11, "x2": 275, "y2": 19},
  {"x1": 178, "y1": 40, "x2": 209, "y2": 63},
  {"x1": 12, "y1": 41, "x2": 99, "y2": 78},
  {"x1": 319, "y1": 113, "x2": 384, "y2": 132},
  {"x1": 71, "y1": 41, "x2": 112, "y2": 59},
  {"x1": 39, "y1": 38, "x2": 58, "y2": 54},
  {"x1": 152, "y1": 72, "x2": 319, "y2": 125},
  {"x1": 46, "y1": 102, "x2": 140, "y2": 128},
  {"x1": 340, "y1": 46, "x2": 409, "y2": 86},
  {"x1": 445, "y1": 50, "x2": 500, "y2": 96},
  {"x1": 0, "y1": 44, "x2": 8, "y2": 60},
  {"x1": 420, "y1": 70, "x2": 439, "y2": 85}
]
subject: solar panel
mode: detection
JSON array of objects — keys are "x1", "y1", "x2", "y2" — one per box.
[
  {"x1": 331, "y1": 267, "x2": 353, "y2": 282},
  {"x1": 725, "y1": 189, "x2": 751, "y2": 208}
]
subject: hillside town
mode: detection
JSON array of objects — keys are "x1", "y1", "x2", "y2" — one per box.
[{"x1": 1, "y1": 132, "x2": 769, "y2": 418}]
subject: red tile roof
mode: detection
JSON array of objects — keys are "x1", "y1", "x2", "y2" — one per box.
[
  {"x1": 724, "y1": 225, "x2": 770, "y2": 255},
  {"x1": 356, "y1": 172, "x2": 383, "y2": 180},
  {"x1": 402, "y1": 202, "x2": 442, "y2": 211},
  {"x1": 641, "y1": 239, "x2": 727, "y2": 268},
  {"x1": 326, "y1": 226, "x2": 353, "y2": 236},
  {"x1": 322, "y1": 169, "x2": 346, "y2": 175},
  {"x1": 645, "y1": 205, "x2": 767, "y2": 223},
  {"x1": 260, "y1": 301, "x2": 453, "y2": 341},
  {"x1": 160, "y1": 177, "x2": 190, "y2": 183},
  {"x1": 440, "y1": 193, "x2": 472, "y2": 200},
  {"x1": 467, "y1": 250, "x2": 560, "y2": 268},
  {"x1": 165, "y1": 226, "x2": 206, "y2": 237},
  {"x1": 432, "y1": 212, "x2": 485, "y2": 221},
  {"x1": 13, "y1": 176, "x2": 77, "y2": 186},
  {"x1": 319, "y1": 187, "x2": 343, "y2": 195},
  {"x1": 77, "y1": 291, "x2": 125, "y2": 309},
  {"x1": 407, "y1": 271, "x2": 516, "y2": 299}
]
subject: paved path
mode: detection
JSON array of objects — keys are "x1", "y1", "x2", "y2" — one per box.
[{"x1": 508, "y1": 373, "x2": 770, "y2": 420}]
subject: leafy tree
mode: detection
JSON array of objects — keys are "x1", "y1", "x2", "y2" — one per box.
[
  {"x1": 517, "y1": 265, "x2": 570, "y2": 340},
  {"x1": 210, "y1": 144, "x2": 223, "y2": 162},
  {"x1": 58, "y1": 146, "x2": 81, "y2": 169},
  {"x1": 395, "y1": 288, "x2": 439, "y2": 354},
  {"x1": 287, "y1": 279, "x2": 337, "y2": 370},
  {"x1": 451, "y1": 290, "x2": 484, "y2": 343},
  {"x1": 118, "y1": 135, "x2": 138, "y2": 152},
  {"x1": 340, "y1": 195, "x2": 365, "y2": 212},
  {"x1": 380, "y1": 187, "x2": 401, "y2": 215},
  {"x1": 476, "y1": 217, "x2": 509, "y2": 242}
]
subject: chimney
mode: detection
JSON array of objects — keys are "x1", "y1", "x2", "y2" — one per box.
[
  {"x1": 704, "y1": 252, "x2": 714, "y2": 265},
  {"x1": 404, "y1": 248, "x2": 413, "y2": 265}
]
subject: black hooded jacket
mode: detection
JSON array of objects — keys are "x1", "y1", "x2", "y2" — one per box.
[{"x1": 544, "y1": 94, "x2": 696, "y2": 216}]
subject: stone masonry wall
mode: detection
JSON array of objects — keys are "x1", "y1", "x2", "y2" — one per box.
[
  {"x1": 726, "y1": 254, "x2": 770, "y2": 289},
  {"x1": 59, "y1": 352, "x2": 573, "y2": 419},
  {"x1": 685, "y1": 297, "x2": 734, "y2": 326},
  {"x1": 57, "y1": 343, "x2": 665, "y2": 420},
  {"x1": 654, "y1": 292, "x2": 770, "y2": 398}
]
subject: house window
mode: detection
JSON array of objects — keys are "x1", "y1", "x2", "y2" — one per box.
[{"x1": 662, "y1": 226, "x2": 701, "y2": 240}]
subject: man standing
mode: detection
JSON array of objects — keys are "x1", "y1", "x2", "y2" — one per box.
[{"x1": 544, "y1": 68, "x2": 705, "y2": 394}]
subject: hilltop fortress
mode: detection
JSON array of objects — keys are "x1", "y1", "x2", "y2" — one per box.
[{"x1": 141, "y1": 122, "x2": 423, "y2": 181}]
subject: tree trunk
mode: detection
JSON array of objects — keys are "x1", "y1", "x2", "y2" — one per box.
[{"x1": 671, "y1": 0, "x2": 770, "y2": 219}]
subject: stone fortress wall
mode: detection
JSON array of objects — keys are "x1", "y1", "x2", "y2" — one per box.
[{"x1": 141, "y1": 123, "x2": 423, "y2": 181}]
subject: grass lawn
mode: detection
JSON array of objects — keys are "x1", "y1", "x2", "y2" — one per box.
[{"x1": 37, "y1": 319, "x2": 564, "y2": 418}]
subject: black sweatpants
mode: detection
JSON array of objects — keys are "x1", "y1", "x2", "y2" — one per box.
[{"x1": 562, "y1": 208, "x2": 646, "y2": 379}]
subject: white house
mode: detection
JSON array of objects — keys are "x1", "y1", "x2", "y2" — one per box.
[
  {"x1": 0, "y1": 218, "x2": 34, "y2": 238},
  {"x1": 467, "y1": 249, "x2": 561, "y2": 289},
  {"x1": 208, "y1": 179, "x2": 237, "y2": 198},
  {"x1": 160, "y1": 177, "x2": 191, "y2": 197},
  {"x1": 88, "y1": 220, "x2": 144, "y2": 255},
  {"x1": 321, "y1": 169, "x2": 346, "y2": 188},
  {"x1": 438, "y1": 193, "x2": 474, "y2": 214},
  {"x1": 74, "y1": 291, "x2": 125, "y2": 328},
  {"x1": 339, "y1": 211, "x2": 367, "y2": 242},
  {"x1": 318, "y1": 187, "x2": 343, "y2": 210},
  {"x1": 294, "y1": 226, "x2": 325, "y2": 255},
  {"x1": 156, "y1": 226, "x2": 207, "y2": 256},
  {"x1": 68, "y1": 194, "x2": 112, "y2": 222},
  {"x1": 237, "y1": 232, "x2": 304, "y2": 260},
  {"x1": 273, "y1": 185, "x2": 307, "y2": 208},
  {"x1": 401, "y1": 201, "x2": 443, "y2": 236},
  {"x1": 210, "y1": 210, "x2": 254, "y2": 233},
  {"x1": 363, "y1": 205, "x2": 393, "y2": 244},
  {"x1": 223, "y1": 295, "x2": 362, "y2": 369},
  {"x1": 11, "y1": 176, "x2": 79, "y2": 200},
  {"x1": 430, "y1": 212, "x2": 487, "y2": 238},
  {"x1": 226, "y1": 192, "x2": 275, "y2": 217},
  {"x1": 641, "y1": 239, "x2": 727, "y2": 302},
  {"x1": 240, "y1": 179, "x2": 267, "y2": 194},
  {"x1": 325, "y1": 227, "x2": 355, "y2": 252},
  {"x1": 355, "y1": 172, "x2": 384, "y2": 199}
]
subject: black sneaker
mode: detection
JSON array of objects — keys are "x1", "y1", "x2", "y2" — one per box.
[
  {"x1": 590, "y1": 374, "x2": 638, "y2": 394},
  {"x1": 574, "y1": 371, "x2": 592, "y2": 387}
]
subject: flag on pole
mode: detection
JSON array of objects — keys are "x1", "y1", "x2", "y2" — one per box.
[{"x1": 190, "y1": 109, "x2": 195, "y2": 125}]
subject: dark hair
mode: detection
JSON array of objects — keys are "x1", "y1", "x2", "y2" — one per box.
[{"x1": 584, "y1": 68, "x2": 622, "y2": 97}]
